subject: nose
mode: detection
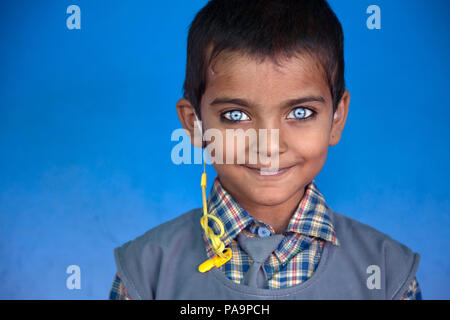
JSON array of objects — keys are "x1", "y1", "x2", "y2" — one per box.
[{"x1": 249, "y1": 120, "x2": 287, "y2": 166}]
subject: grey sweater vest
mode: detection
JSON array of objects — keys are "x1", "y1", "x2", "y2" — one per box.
[{"x1": 113, "y1": 208, "x2": 420, "y2": 300}]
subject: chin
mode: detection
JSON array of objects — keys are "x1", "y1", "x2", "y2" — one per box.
[{"x1": 246, "y1": 188, "x2": 292, "y2": 206}]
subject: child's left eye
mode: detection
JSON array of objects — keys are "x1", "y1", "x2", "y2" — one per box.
[{"x1": 286, "y1": 107, "x2": 315, "y2": 120}]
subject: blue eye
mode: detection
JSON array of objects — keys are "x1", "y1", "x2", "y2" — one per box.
[
  {"x1": 222, "y1": 110, "x2": 250, "y2": 122},
  {"x1": 287, "y1": 107, "x2": 314, "y2": 120}
]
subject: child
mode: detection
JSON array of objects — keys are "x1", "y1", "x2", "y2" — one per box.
[{"x1": 109, "y1": 0, "x2": 421, "y2": 300}]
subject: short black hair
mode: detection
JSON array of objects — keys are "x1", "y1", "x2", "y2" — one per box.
[{"x1": 182, "y1": 0, "x2": 345, "y2": 118}]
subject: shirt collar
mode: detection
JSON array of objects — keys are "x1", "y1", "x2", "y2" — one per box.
[
  {"x1": 206, "y1": 177, "x2": 254, "y2": 248},
  {"x1": 206, "y1": 177, "x2": 339, "y2": 247}
]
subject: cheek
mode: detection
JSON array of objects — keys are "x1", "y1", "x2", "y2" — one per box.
[
  {"x1": 220, "y1": 129, "x2": 255, "y2": 165},
  {"x1": 286, "y1": 127, "x2": 330, "y2": 161},
  {"x1": 202, "y1": 129, "x2": 247, "y2": 166}
]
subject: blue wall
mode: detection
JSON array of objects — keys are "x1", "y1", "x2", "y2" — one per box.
[{"x1": 0, "y1": 0, "x2": 449, "y2": 299}]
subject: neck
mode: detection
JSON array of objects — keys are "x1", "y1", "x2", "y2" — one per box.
[{"x1": 227, "y1": 185, "x2": 307, "y2": 234}]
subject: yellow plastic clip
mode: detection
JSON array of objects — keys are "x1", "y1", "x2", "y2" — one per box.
[
  {"x1": 201, "y1": 172, "x2": 207, "y2": 188},
  {"x1": 198, "y1": 161, "x2": 232, "y2": 273},
  {"x1": 198, "y1": 248, "x2": 232, "y2": 273}
]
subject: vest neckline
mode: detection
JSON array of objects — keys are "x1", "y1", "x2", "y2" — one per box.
[{"x1": 208, "y1": 235, "x2": 336, "y2": 297}]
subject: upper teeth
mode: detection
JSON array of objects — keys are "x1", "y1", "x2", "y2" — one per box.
[{"x1": 259, "y1": 168, "x2": 280, "y2": 175}]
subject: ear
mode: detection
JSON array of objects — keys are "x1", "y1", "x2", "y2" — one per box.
[
  {"x1": 329, "y1": 89, "x2": 350, "y2": 146},
  {"x1": 176, "y1": 98, "x2": 204, "y2": 148}
]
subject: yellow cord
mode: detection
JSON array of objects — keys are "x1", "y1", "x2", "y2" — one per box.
[{"x1": 198, "y1": 161, "x2": 232, "y2": 273}]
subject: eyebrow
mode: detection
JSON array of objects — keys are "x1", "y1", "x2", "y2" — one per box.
[{"x1": 210, "y1": 95, "x2": 325, "y2": 109}]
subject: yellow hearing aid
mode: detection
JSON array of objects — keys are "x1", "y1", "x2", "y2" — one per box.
[{"x1": 195, "y1": 115, "x2": 232, "y2": 273}]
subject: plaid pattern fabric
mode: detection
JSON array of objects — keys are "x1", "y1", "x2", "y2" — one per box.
[
  {"x1": 400, "y1": 277, "x2": 422, "y2": 300},
  {"x1": 108, "y1": 177, "x2": 421, "y2": 299},
  {"x1": 204, "y1": 177, "x2": 338, "y2": 288},
  {"x1": 109, "y1": 273, "x2": 131, "y2": 300}
]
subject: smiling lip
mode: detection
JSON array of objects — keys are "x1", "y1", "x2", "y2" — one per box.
[{"x1": 243, "y1": 165, "x2": 295, "y2": 177}]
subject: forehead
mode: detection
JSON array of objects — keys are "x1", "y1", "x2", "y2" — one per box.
[{"x1": 203, "y1": 51, "x2": 331, "y2": 106}]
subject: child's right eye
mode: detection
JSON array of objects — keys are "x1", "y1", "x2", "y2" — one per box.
[{"x1": 221, "y1": 110, "x2": 251, "y2": 122}]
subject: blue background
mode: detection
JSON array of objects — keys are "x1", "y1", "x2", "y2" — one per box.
[{"x1": 0, "y1": 0, "x2": 449, "y2": 299}]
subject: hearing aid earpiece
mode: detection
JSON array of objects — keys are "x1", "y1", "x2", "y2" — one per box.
[{"x1": 194, "y1": 113, "x2": 203, "y2": 137}]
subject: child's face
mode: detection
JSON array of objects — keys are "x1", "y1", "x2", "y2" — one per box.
[{"x1": 178, "y1": 51, "x2": 349, "y2": 208}]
